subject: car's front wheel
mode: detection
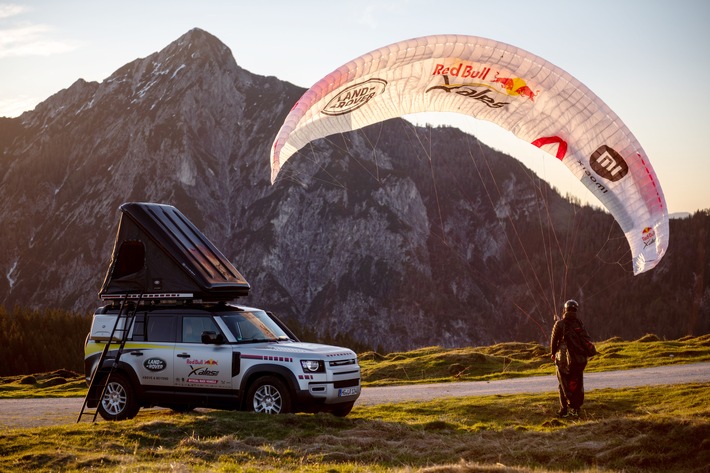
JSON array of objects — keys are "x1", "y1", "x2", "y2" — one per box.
[
  {"x1": 97, "y1": 373, "x2": 140, "y2": 421},
  {"x1": 246, "y1": 376, "x2": 292, "y2": 414}
]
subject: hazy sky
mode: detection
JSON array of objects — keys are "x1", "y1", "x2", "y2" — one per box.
[{"x1": 1, "y1": 0, "x2": 708, "y2": 214}]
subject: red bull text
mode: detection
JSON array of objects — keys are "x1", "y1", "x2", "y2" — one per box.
[{"x1": 432, "y1": 63, "x2": 491, "y2": 80}]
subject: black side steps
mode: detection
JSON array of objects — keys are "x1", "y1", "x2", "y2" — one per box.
[{"x1": 77, "y1": 294, "x2": 141, "y2": 423}]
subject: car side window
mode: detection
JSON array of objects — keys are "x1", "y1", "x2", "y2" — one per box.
[
  {"x1": 181, "y1": 316, "x2": 219, "y2": 343},
  {"x1": 146, "y1": 315, "x2": 177, "y2": 342},
  {"x1": 131, "y1": 313, "x2": 146, "y2": 341}
]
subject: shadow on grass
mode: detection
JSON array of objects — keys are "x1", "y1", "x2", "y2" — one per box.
[{"x1": 5, "y1": 384, "x2": 694, "y2": 473}]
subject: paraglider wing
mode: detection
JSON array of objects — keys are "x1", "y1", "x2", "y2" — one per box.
[{"x1": 270, "y1": 34, "x2": 668, "y2": 275}]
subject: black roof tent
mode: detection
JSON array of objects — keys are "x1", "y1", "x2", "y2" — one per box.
[{"x1": 99, "y1": 202, "x2": 250, "y2": 301}]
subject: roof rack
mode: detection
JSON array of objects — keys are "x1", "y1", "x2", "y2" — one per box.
[{"x1": 100, "y1": 292, "x2": 194, "y2": 301}]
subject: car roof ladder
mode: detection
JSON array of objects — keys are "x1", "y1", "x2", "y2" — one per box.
[{"x1": 77, "y1": 294, "x2": 142, "y2": 423}]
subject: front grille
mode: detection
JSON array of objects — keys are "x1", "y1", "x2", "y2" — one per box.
[
  {"x1": 334, "y1": 378, "x2": 359, "y2": 389},
  {"x1": 329, "y1": 359, "x2": 356, "y2": 367}
]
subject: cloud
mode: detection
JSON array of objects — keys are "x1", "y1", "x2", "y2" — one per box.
[
  {"x1": 0, "y1": 4, "x2": 79, "y2": 58},
  {"x1": 0, "y1": 3, "x2": 25, "y2": 19},
  {"x1": 0, "y1": 24, "x2": 79, "y2": 57}
]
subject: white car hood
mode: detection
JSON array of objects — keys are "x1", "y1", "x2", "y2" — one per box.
[{"x1": 266, "y1": 341, "x2": 356, "y2": 357}]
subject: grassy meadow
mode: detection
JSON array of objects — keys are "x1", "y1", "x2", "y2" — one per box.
[{"x1": 0, "y1": 334, "x2": 708, "y2": 472}]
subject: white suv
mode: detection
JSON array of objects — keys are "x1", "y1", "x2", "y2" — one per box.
[
  {"x1": 83, "y1": 202, "x2": 360, "y2": 421},
  {"x1": 84, "y1": 302, "x2": 361, "y2": 420}
]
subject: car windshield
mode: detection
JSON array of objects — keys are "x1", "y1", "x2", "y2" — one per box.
[{"x1": 221, "y1": 310, "x2": 290, "y2": 342}]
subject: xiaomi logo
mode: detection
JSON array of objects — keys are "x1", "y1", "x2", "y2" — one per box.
[{"x1": 590, "y1": 145, "x2": 628, "y2": 182}]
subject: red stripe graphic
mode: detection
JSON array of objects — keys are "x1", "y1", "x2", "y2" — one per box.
[{"x1": 531, "y1": 136, "x2": 568, "y2": 160}]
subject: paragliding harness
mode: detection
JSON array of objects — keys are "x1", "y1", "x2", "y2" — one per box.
[
  {"x1": 554, "y1": 340, "x2": 570, "y2": 374},
  {"x1": 563, "y1": 317, "x2": 597, "y2": 364}
]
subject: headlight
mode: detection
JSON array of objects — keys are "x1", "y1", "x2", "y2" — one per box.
[{"x1": 300, "y1": 360, "x2": 324, "y2": 373}]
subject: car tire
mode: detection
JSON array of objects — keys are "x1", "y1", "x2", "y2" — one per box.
[
  {"x1": 246, "y1": 376, "x2": 292, "y2": 414},
  {"x1": 97, "y1": 373, "x2": 140, "y2": 421}
]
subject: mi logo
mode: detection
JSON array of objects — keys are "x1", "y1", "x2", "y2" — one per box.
[{"x1": 590, "y1": 145, "x2": 628, "y2": 182}]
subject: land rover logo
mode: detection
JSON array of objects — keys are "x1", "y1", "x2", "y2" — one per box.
[
  {"x1": 322, "y1": 78, "x2": 387, "y2": 116},
  {"x1": 590, "y1": 145, "x2": 629, "y2": 182},
  {"x1": 144, "y1": 358, "x2": 166, "y2": 372}
]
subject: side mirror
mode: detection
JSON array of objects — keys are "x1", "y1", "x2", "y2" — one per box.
[{"x1": 201, "y1": 331, "x2": 225, "y2": 345}]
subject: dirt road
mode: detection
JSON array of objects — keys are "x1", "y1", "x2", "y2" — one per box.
[
  {"x1": 2, "y1": 362, "x2": 708, "y2": 429},
  {"x1": 356, "y1": 362, "x2": 710, "y2": 405}
]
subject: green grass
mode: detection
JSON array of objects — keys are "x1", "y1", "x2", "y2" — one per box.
[
  {"x1": 0, "y1": 334, "x2": 708, "y2": 472},
  {"x1": 360, "y1": 334, "x2": 710, "y2": 386},
  {"x1": 0, "y1": 369, "x2": 86, "y2": 398},
  {"x1": 0, "y1": 383, "x2": 707, "y2": 472}
]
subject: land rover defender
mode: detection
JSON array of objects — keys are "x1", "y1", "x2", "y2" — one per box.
[
  {"x1": 81, "y1": 202, "x2": 360, "y2": 421},
  {"x1": 84, "y1": 301, "x2": 360, "y2": 419}
]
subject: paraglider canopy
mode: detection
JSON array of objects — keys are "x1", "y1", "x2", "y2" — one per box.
[
  {"x1": 270, "y1": 34, "x2": 668, "y2": 275},
  {"x1": 99, "y1": 202, "x2": 250, "y2": 301}
]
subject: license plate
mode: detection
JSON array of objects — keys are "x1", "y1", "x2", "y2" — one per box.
[{"x1": 338, "y1": 387, "x2": 359, "y2": 397}]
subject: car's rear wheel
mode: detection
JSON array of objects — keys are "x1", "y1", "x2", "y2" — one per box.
[
  {"x1": 246, "y1": 376, "x2": 292, "y2": 414},
  {"x1": 97, "y1": 373, "x2": 139, "y2": 421}
]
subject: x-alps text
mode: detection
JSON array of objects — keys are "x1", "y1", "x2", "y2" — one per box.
[{"x1": 426, "y1": 75, "x2": 509, "y2": 109}]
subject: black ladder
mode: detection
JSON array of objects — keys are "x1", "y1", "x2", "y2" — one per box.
[{"x1": 77, "y1": 294, "x2": 141, "y2": 423}]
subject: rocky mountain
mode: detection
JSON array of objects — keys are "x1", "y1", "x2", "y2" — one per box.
[{"x1": 1, "y1": 29, "x2": 707, "y2": 351}]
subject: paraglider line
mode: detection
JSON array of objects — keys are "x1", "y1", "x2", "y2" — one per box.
[
  {"x1": 476, "y1": 140, "x2": 553, "y2": 317},
  {"x1": 513, "y1": 302, "x2": 548, "y2": 340},
  {"x1": 465, "y1": 138, "x2": 549, "y2": 325}
]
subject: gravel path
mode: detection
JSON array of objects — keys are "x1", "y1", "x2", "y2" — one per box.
[
  {"x1": 356, "y1": 362, "x2": 710, "y2": 405},
  {"x1": 1, "y1": 362, "x2": 708, "y2": 429}
]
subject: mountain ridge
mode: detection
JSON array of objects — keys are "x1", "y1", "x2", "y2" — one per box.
[{"x1": 1, "y1": 28, "x2": 707, "y2": 351}]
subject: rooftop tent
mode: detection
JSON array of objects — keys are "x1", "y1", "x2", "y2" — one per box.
[{"x1": 99, "y1": 202, "x2": 250, "y2": 300}]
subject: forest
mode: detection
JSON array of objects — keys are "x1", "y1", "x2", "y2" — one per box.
[{"x1": 0, "y1": 306, "x2": 92, "y2": 376}]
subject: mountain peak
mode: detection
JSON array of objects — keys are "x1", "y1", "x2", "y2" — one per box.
[
  {"x1": 176, "y1": 27, "x2": 222, "y2": 45},
  {"x1": 20, "y1": 28, "x2": 240, "y2": 125},
  {"x1": 163, "y1": 27, "x2": 233, "y2": 64},
  {"x1": 105, "y1": 26, "x2": 236, "y2": 86}
]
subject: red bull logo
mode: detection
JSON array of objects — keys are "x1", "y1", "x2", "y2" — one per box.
[
  {"x1": 187, "y1": 359, "x2": 219, "y2": 365},
  {"x1": 641, "y1": 227, "x2": 656, "y2": 248},
  {"x1": 492, "y1": 74, "x2": 538, "y2": 102},
  {"x1": 426, "y1": 65, "x2": 539, "y2": 107},
  {"x1": 432, "y1": 63, "x2": 492, "y2": 80}
]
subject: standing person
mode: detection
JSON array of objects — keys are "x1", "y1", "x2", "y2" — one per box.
[{"x1": 550, "y1": 299, "x2": 589, "y2": 417}]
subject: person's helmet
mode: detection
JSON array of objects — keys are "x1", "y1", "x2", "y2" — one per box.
[{"x1": 564, "y1": 300, "x2": 579, "y2": 311}]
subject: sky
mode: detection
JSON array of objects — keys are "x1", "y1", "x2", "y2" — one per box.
[{"x1": 1, "y1": 0, "x2": 708, "y2": 215}]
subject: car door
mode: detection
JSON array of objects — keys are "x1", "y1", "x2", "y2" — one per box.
[
  {"x1": 173, "y1": 314, "x2": 233, "y2": 390},
  {"x1": 126, "y1": 312, "x2": 176, "y2": 388}
]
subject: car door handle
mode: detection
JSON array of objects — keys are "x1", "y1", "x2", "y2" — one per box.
[
  {"x1": 177, "y1": 353, "x2": 190, "y2": 358},
  {"x1": 129, "y1": 351, "x2": 143, "y2": 356}
]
